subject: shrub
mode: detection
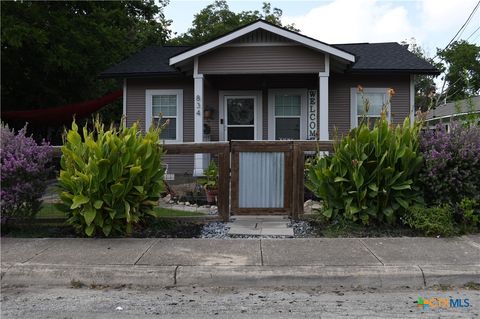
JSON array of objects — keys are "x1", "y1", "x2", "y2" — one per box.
[
  {"x1": 419, "y1": 122, "x2": 480, "y2": 205},
  {"x1": 453, "y1": 198, "x2": 480, "y2": 233},
  {"x1": 403, "y1": 205, "x2": 456, "y2": 237},
  {"x1": 0, "y1": 123, "x2": 53, "y2": 220},
  {"x1": 58, "y1": 119, "x2": 165, "y2": 237},
  {"x1": 306, "y1": 100, "x2": 423, "y2": 225}
]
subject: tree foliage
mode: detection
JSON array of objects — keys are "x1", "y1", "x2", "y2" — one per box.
[
  {"x1": 1, "y1": 1, "x2": 171, "y2": 112},
  {"x1": 170, "y1": 1, "x2": 298, "y2": 45},
  {"x1": 402, "y1": 38, "x2": 441, "y2": 112},
  {"x1": 437, "y1": 40, "x2": 480, "y2": 101}
]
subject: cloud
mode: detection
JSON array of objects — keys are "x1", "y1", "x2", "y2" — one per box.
[{"x1": 282, "y1": 0, "x2": 479, "y2": 52}]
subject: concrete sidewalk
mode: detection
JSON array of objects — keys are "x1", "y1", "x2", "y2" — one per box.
[{"x1": 1, "y1": 236, "x2": 479, "y2": 290}]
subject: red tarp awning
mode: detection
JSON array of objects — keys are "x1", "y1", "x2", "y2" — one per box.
[{"x1": 1, "y1": 90, "x2": 122, "y2": 125}]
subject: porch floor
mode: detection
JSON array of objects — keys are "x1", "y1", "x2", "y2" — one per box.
[{"x1": 227, "y1": 215, "x2": 294, "y2": 237}]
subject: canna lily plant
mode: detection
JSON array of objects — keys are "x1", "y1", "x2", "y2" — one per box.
[
  {"x1": 306, "y1": 86, "x2": 424, "y2": 225},
  {"x1": 57, "y1": 117, "x2": 165, "y2": 237}
]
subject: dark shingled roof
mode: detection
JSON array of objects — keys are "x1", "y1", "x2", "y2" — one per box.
[
  {"x1": 334, "y1": 42, "x2": 438, "y2": 74},
  {"x1": 99, "y1": 46, "x2": 191, "y2": 78},
  {"x1": 100, "y1": 42, "x2": 439, "y2": 78}
]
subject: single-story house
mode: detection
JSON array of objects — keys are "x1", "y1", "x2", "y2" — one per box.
[
  {"x1": 424, "y1": 96, "x2": 480, "y2": 131},
  {"x1": 101, "y1": 19, "x2": 438, "y2": 177}
]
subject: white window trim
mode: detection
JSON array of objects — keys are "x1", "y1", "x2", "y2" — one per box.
[
  {"x1": 218, "y1": 90, "x2": 263, "y2": 141},
  {"x1": 350, "y1": 87, "x2": 391, "y2": 129},
  {"x1": 145, "y1": 89, "x2": 183, "y2": 144},
  {"x1": 268, "y1": 89, "x2": 308, "y2": 140}
]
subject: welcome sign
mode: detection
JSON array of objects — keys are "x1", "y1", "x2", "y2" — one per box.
[{"x1": 307, "y1": 90, "x2": 318, "y2": 140}]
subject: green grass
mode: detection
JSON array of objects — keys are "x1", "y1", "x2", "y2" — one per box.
[
  {"x1": 36, "y1": 203, "x2": 204, "y2": 219},
  {"x1": 151, "y1": 207, "x2": 204, "y2": 217},
  {"x1": 37, "y1": 203, "x2": 66, "y2": 219}
]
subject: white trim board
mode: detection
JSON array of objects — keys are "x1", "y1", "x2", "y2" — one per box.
[
  {"x1": 169, "y1": 21, "x2": 355, "y2": 65},
  {"x1": 218, "y1": 90, "x2": 263, "y2": 141},
  {"x1": 145, "y1": 89, "x2": 183, "y2": 144},
  {"x1": 350, "y1": 87, "x2": 391, "y2": 129}
]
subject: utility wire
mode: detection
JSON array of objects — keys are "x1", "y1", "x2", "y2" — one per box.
[
  {"x1": 466, "y1": 25, "x2": 480, "y2": 41},
  {"x1": 433, "y1": 0, "x2": 480, "y2": 107}
]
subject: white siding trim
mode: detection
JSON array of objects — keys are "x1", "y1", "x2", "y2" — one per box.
[
  {"x1": 268, "y1": 89, "x2": 308, "y2": 140},
  {"x1": 350, "y1": 87, "x2": 391, "y2": 129},
  {"x1": 319, "y1": 76, "x2": 329, "y2": 140},
  {"x1": 145, "y1": 89, "x2": 183, "y2": 144},
  {"x1": 410, "y1": 74, "x2": 415, "y2": 126},
  {"x1": 169, "y1": 21, "x2": 355, "y2": 65},
  {"x1": 218, "y1": 90, "x2": 263, "y2": 141}
]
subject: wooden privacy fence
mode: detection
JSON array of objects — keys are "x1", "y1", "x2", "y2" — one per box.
[{"x1": 163, "y1": 141, "x2": 333, "y2": 221}]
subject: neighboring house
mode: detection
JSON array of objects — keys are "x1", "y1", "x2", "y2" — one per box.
[
  {"x1": 101, "y1": 20, "x2": 438, "y2": 177},
  {"x1": 424, "y1": 96, "x2": 480, "y2": 131}
]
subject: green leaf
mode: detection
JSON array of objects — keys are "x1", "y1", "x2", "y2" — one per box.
[
  {"x1": 84, "y1": 208, "x2": 96, "y2": 226},
  {"x1": 395, "y1": 197, "x2": 410, "y2": 209},
  {"x1": 71, "y1": 195, "x2": 89, "y2": 209},
  {"x1": 323, "y1": 208, "x2": 333, "y2": 218},
  {"x1": 102, "y1": 224, "x2": 112, "y2": 237},
  {"x1": 85, "y1": 224, "x2": 95, "y2": 237},
  {"x1": 93, "y1": 200, "x2": 103, "y2": 209},
  {"x1": 334, "y1": 177, "x2": 349, "y2": 183}
]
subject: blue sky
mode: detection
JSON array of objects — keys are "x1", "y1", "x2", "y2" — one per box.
[{"x1": 164, "y1": 0, "x2": 480, "y2": 60}]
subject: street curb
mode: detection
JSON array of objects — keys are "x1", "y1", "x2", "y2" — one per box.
[
  {"x1": 420, "y1": 264, "x2": 480, "y2": 287},
  {"x1": 3, "y1": 263, "x2": 478, "y2": 289},
  {"x1": 1, "y1": 263, "x2": 175, "y2": 287},
  {"x1": 176, "y1": 265, "x2": 426, "y2": 289}
]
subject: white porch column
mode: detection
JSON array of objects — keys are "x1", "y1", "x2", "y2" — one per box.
[
  {"x1": 319, "y1": 54, "x2": 330, "y2": 141},
  {"x1": 193, "y1": 57, "x2": 205, "y2": 176}
]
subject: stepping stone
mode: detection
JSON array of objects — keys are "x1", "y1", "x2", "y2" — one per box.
[{"x1": 227, "y1": 216, "x2": 293, "y2": 236}]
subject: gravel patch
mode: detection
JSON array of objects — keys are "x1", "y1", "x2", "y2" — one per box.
[
  {"x1": 200, "y1": 222, "x2": 230, "y2": 239},
  {"x1": 289, "y1": 220, "x2": 314, "y2": 238}
]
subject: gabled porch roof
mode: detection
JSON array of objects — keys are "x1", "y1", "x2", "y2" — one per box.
[{"x1": 169, "y1": 20, "x2": 356, "y2": 66}]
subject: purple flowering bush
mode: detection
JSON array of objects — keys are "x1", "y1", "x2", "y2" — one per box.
[
  {"x1": 419, "y1": 122, "x2": 480, "y2": 205},
  {"x1": 0, "y1": 123, "x2": 54, "y2": 219}
]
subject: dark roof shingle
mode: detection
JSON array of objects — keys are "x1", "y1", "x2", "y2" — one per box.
[
  {"x1": 101, "y1": 42, "x2": 438, "y2": 78},
  {"x1": 334, "y1": 42, "x2": 438, "y2": 74},
  {"x1": 100, "y1": 46, "x2": 191, "y2": 78}
]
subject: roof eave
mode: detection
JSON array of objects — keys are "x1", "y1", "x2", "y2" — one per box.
[
  {"x1": 98, "y1": 71, "x2": 185, "y2": 79},
  {"x1": 346, "y1": 68, "x2": 440, "y2": 75},
  {"x1": 169, "y1": 20, "x2": 355, "y2": 66}
]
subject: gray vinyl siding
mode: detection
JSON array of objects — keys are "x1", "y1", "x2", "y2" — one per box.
[
  {"x1": 126, "y1": 77, "x2": 194, "y2": 175},
  {"x1": 198, "y1": 46, "x2": 325, "y2": 74},
  {"x1": 329, "y1": 74, "x2": 411, "y2": 137}
]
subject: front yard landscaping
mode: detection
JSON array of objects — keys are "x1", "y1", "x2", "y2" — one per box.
[{"x1": 1, "y1": 94, "x2": 479, "y2": 239}]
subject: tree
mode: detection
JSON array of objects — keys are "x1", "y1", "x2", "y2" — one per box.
[
  {"x1": 1, "y1": 1, "x2": 171, "y2": 113},
  {"x1": 170, "y1": 1, "x2": 299, "y2": 46},
  {"x1": 402, "y1": 38, "x2": 442, "y2": 112},
  {"x1": 437, "y1": 40, "x2": 480, "y2": 101}
]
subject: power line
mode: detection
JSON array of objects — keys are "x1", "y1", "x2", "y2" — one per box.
[
  {"x1": 466, "y1": 25, "x2": 480, "y2": 41},
  {"x1": 433, "y1": 0, "x2": 480, "y2": 61}
]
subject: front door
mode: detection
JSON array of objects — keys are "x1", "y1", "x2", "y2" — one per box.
[{"x1": 224, "y1": 95, "x2": 257, "y2": 141}]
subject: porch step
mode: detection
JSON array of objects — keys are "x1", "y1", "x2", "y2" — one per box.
[{"x1": 227, "y1": 215, "x2": 294, "y2": 237}]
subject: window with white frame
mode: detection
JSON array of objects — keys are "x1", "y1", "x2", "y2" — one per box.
[
  {"x1": 269, "y1": 90, "x2": 306, "y2": 140},
  {"x1": 351, "y1": 88, "x2": 389, "y2": 128},
  {"x1": 146, "y1": 89, "x2": 183, "y2": 142}
]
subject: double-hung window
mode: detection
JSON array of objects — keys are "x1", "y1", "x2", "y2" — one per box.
[
  {"x1": 268, "y1": 89, "x2": 306, "y2": 140},
  {"x1": 351, "y1": 88, "x2": 390, "y2": 128},
  {"x1": 145, "y1": 89, "x2": 183, "y2": 143}
]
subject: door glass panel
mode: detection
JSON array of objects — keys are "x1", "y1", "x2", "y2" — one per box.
[
  {"x1": 227, "y1": 127, "x2": 254, "y2": 141},
  {"x1": 227, "y1": 98, "x2": 254, "y2": 125}
]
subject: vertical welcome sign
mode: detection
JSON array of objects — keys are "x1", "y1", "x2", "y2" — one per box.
[{"x1": 307, "y1": 90, "x2": 318, "y2": 140}]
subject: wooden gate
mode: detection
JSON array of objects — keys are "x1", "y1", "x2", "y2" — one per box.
[
  {"x1": 231, "y1": 141, "x2": 294, "y2": 215},
  {"x1": 163, "y1": 140, "x2": 333, "y2": 220}
]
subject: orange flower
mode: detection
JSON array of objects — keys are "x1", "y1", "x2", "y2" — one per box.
[
  {"x1": 357, "y1": 84, "x2": 364, "y2": 92},
  {"x1": 388, "y1": 88, "x2": 396, "y2": 97}
]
